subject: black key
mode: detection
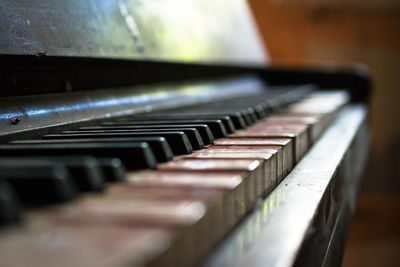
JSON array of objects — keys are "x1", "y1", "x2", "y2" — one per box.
[
  {"x1": 12, "y1": 137, "x2": 173, "y2": 163},
  {"x1": 186, "y1": 109, "x2": 251, "y2": 126},
  {"x1": 237, "y1": 110, "x2": 253, "y2": 125},
  {"x1": 188, "y1": 102, "x2": 258, "y2": 122},
  {"x1": 228, "y1": 103, "x2": 266, "y2": 119},
  {"x1": 194, "y1": 105, "x2": 258, "y2": 124},
  {"x1": 231, "y1": 108, "x2": 258, "y2": 123},
  {"x1": 118, "y1": 115, "x2": 235, "y2": 134},
  {"x1": 79, "y1": 124, "x2": 215, "y2": 145},
  {"x1": 0, "y1": 143, "x2": 157, "y2": 170},
  {"x1": 149, "y1": 112, "x2": 246, "y2": 129},
  {"x1": 245, "y1": 108, "x2": 259, "y2": 123},
  {"x1": 269, "y1": 84, "x2": 315, "y2": 106},
  {"x1": 0, "y1": 179, "x2": 20, "y2": 224},
  {"x1": 253, "y1": 104, "x2": 267, "y2": 119},
  {"x1": 13, "y1": 156, "x2": 126, "y2": 184},
  {"x1": 63, "y1": 128, "x2": 204, "y2": 150},
  {"x1": 104, "y1": 119, "x2": 229, "y2": 138},
  {"x1": 190, "y1": 117, "x2": 235, "y2": 133},
  {"x1": 96, "y1": 158, "x2": 126, "y2": 182},
  {"x1": 31, "y1": 156, "x2": 106, "y2": 192},
  {"x1": 194, "y1": 112, "x2": 247, "y2": 129},
  {"x1": 264, "y1": 99, "x2": 281, "y2": 113},
  {"x1": 44, "y1": 132, "x2": 191, "y2": 155},
  {"x1": 0, "y1": 161, "x2": 77, "y2": 203}
]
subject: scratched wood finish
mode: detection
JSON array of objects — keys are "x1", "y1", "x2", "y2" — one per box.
[{"x1": 0, "y1": 0, "x2": 266, "y2": 65}]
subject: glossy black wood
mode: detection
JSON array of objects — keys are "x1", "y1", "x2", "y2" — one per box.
[
  {"x1": 0, "y1": 161, "x2": 77, "y2": 203},
  {"x1": 43, "y1": 132, "x2": 193, "y2": 155},
  {"x1": 0, "y1": 179, "x2": 20, "y2": 223},
  {"x1": 12, "y1": 137, "x2": 174, "y2": 163},
  {"x1": 0, "y1": 143, "x2": 157, "y2": 170},
  {"x1": 79, "y1": 125, "x2": 215, "y2": 145},
  {"x1": 63, "y1": 128, "x2": 205, "y2": 150}
]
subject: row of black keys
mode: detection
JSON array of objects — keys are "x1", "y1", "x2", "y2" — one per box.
[{"x1": 0, "y1": 85, "x2": 314, "y2": 224}]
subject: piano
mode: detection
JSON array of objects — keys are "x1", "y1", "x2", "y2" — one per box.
[{"x1": 0, "y1": 1, "x2": 371, "y2": 266}]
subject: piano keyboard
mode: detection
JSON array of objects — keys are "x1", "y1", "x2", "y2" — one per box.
[{"x1": 0, "y1": 86, "x2": 349, "y2": 267}]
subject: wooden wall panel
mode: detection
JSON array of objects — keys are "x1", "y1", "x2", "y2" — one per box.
[
  {"x1": 247, "y1": 1, "x2": 400, "y2": 266},
  {"x1": 248, "y1": 0, "x2": 400, "y2": 183}
]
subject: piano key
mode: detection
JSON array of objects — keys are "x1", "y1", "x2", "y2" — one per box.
[
  {"x1": 79, "y1": 124, "x2": 215, "y2": 145},
  {"x1": 206, "y1": 96, "x2": 262, "y2": 105},
  {"x1": 261, "y1": 114, "x2": 324, "y2": 143},
  {"x1": 158, "y1": 158, "x2": 263, "y2": 211},
  {"x1": 177, "y1": 106, "x2": 255, "y2": 125},
  {"x1": 88, "y1": 185, "x2": 225, "y2": 260},
  {"x1": 225, "y1": 106, "x2": 259, "y2": 120},
  {"x1": 0, "y1": 161, "x2": 77, "y2": 203},
  {"x1": 182, "y1": 150, "x2": 276, "y2": 196},
  {"x1": 237, "y1": 102, "x2": 269, "y2": 118},
  {"x1": 13, "y1": 137, "x2": 174, "y2": 163},
  {"x1": 190, "y1": 101, "x2": 258, "y2": 109},
  {"x1": 262, "y1": 101, "x2": 278, "y2": 114},
  {"x1": 114, "y1": 114, "x2": 236, "y2": 132},
  {"x1": 251, "y1": 123, "x2": 310, "y2": 161},
  {"x1": 231, "y1": 123, "x2": 309, "y2": 163},
  {"x1": 213, "y1": 138, "x2": 294, "y2": 177},
  {"x1": 15, "y1": 157, "x2": 122, "y2": 185},
  {"x1": 252, "y1": 105, "x2": 268, "y2": 119},
  {"x1": 246, "y1": 107, "x2": 263, "y2": 121},
  {"x1": 203, "y1": 145, "x2": 283, "y2": 185},
  {"x1": 125, "y1": 170, "x2": 246, "y2": 230},
  {"x1": 284, "y1": 91, "x2": 349, "y2": 115},
  {"x1": 19, "y1": 156, "x2": 106, "y2": 192},
  {"x1": 152, "y1": 112, "x2": 247, "y2": 129},
  {"x1": 95, "y1": 158, "x2": 126, "y2": 182},
  {"x1": 239, "y1": 110, "x2": 255, "y2": 125},
  {"x1": 104, "y1": 185, "x2": 224, "y2": 239},
  {"x1": 169, "y1": 101, "x2": 256, "y2": 116},
  {"x1": 280, "y1": 109, "x2": 335, "y2": 130},
  {"x1": 32, "y1": 196, "x2": 209, "y2": 266},
  {"x1": 184, "y1": 107, "x2": 258, "y2": 124},
  {"x1": 63, "y1": 128, "x2": 205, "y2": 150},
  {"x1": 0, "y1": 223, "x2": 174, "y2": 267},
  {"x1": 0, "y1": 179, "x2": 20, "y2": 224},
  {"x1": 44, "y1": 132, "x2": 192, "y2": 155},
  {"x1": 0, "y1": 143, "x2": 157, "y2": 170},
  {"x1": 104, "y1": 119, "x2": 231, "y2": 137},
  {"x1": 45, "y1": 197, "x2": 207, "y2": 230}
]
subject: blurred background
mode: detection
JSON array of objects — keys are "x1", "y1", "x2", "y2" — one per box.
[{"x1": 247, "y1": 0, "x2": 400, "y2": 266}]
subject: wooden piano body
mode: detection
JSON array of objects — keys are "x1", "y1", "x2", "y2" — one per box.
[{"x1": 0, "y1": 1, "x2": 371, "y2": 266}]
